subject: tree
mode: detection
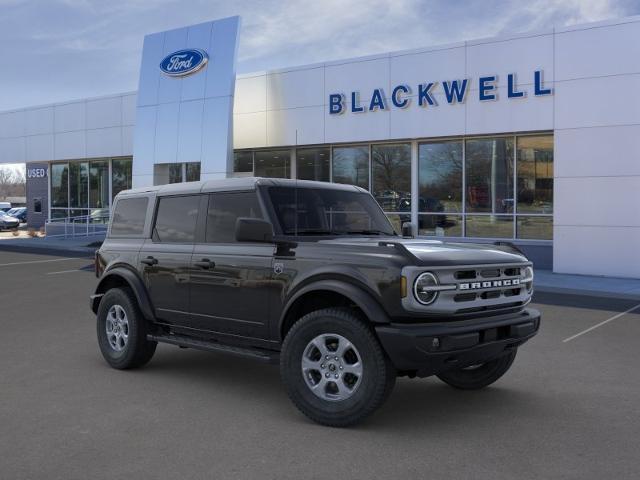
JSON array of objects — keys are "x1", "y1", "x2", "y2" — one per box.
[{"x1": 0, "y1": 167, "x2": 26, "y2": 200}]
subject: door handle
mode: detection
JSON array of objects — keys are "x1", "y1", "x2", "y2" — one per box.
[
  {"x1": 194, "y1": 258, "x2": 215, "y2": 269},
  {"x1": 141, "y1": 256, "x2": 158, "y2": 266}
]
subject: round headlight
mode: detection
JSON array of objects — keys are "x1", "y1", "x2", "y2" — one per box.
[
  {"x1": 523, "y1": 266, "x2": 534, "y2": 293},
  {"x1": 414, "y1": 272, "x2": 439, "y2": 305}
]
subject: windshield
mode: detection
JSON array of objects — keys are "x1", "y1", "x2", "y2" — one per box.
[{"x1": 268, "y1": 186, "x2": 397, "y2": 236}]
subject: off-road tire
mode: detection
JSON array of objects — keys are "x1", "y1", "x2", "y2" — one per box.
[
  {"x1": 436, "y1": 349, "x2": 517, "y2": 390},
  {"x1": 96, "y1": 287, "x2": 157, "y2": 369},
  {"x1": 280, "y1": 308, "x2": 396, "y2": 427}
]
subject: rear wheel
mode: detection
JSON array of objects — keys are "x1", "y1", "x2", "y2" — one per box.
[
  {"x1": 436, "y1": 349, "x2": 517, "y2": 390},
  {"x1": 280, "y1": 308, "x2": 396, "y2": 427},
  {"x1": 96, "y1": 287, "x2": 157, "y2": 369}
]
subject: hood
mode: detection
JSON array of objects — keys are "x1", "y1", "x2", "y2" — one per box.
[{"x1": 318, "y1": 236, "x2": 528, "y2": 266}]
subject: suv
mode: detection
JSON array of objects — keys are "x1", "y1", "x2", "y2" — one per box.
[{"x1": 91, "y1": 178, "x2": 540, "y2": 427}]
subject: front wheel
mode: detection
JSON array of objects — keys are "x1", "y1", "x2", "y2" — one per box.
[
  {"x1": 280, "y1": 308, "x2": 396, "y2": 427},
  {"x1": 436, "y1": 349, "x2": 518, "y2": 390}
]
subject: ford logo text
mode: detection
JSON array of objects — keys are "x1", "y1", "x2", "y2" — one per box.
[{"x1": 159, "y1": 49, "x2": 208, "y2": 77}]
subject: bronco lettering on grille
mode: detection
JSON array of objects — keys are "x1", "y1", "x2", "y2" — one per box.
[{"x1": 459, "y1": 279, "x2": 520, "y2": 290}]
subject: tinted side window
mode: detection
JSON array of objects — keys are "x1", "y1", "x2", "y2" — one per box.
[
  {"x1": 206, "y1": 192, "x2": 262, "y2": 243},
  {"x1": 111, "y1": 197, "x2": 148, "y2": 236},
  {"x1": 154, "y1": 195, "x2": 200, "y2": 243}
]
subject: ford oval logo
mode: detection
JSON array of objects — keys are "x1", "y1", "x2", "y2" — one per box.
[{"x1": 159, "y1": 49, "x2": 208, "y2": 77}]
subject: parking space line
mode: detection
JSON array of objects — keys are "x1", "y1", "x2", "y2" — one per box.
[
  {"x1": 0, "y1": 258, "x2": 77, "y2": 267},
  {"x1": 46, "y1": 269, "x2": 84, "y2": 275},
  {"x1": 562, "y1": 303, "x2": 640, "y2": 343}
]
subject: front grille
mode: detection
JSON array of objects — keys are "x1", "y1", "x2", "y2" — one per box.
[{"x1": 403, "y1": 263, "x2": 532, "y2": 316}]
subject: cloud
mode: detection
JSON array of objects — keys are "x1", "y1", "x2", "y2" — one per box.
[{"x1": 0, "y1": 0, "x2": 637, "y2": 110}]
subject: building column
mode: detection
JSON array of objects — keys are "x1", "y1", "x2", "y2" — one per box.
[{"x1": 411, "y1": 140, "x2": 419, "y2": 236}]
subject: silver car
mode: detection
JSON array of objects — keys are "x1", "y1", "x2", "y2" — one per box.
[{"x1": 0, "y1": 212, "x2": 20, "y2": 230}]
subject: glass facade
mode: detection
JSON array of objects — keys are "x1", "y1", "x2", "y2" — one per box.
[
  {"x1": 169, "y1": 163, "x2": 183, "y2": 184},
  {"x1": 254, "y1": 149, "x2": 291, "y2": 178},
  {"x1": 50, "y1": 157, "x2": 132, "y2": 220},
  {"x1": 51, "y1": 163, "x2": 69, "y2": 208},
  {"x1": 112, "y1": 158, "x2": 132, "y2": 199},
  {"x1": 186, "y1": 162, "x2": 201, "y2": 182},
  {"x1": 233, "y1": 151, "x2": 254, "y2": 173},
  {"x1": 232, "y1": 133, "x2": 553, "y2": 241},
  {"x1": 89, "y1": 161, "x2": 109, "y2": 208},
  {"x1": 296, "y1": 147, "x2": 330, "y2": 182},
  {"x1": 332, "y1": 146, "x2": 369, "y2": 189},
  {"x1": 418, "y1": 140, "x2": 463, "y2": 236},
  {"x1": 43, "y1": 134, "x2": 553, "y2": 241},
  {"x1": 517, "y1": 136, "x2": 553, "y2": 214},
  {"x1": 465, "y1": 137, "x2": 514, "y2": 214}
]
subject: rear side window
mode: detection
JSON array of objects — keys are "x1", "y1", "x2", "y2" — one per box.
[
  {"x1": 153, "y1": 195, "x2": 200, "y2": 243},
  {"x1": 206, "y1": 192, "x2": 263, "y2": 243},
  {"x1": 110, "y1": 197, "x2": 148, "y2": 236}
]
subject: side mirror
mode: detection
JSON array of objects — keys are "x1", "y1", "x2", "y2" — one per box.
[
  {"x1": 401, "y1": 222, "x2": 414, "y2": 238},
  {"x1": 235, "y1": 217, "x2": 274, "y2": 243}
]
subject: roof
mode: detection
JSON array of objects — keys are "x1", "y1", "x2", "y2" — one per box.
[{"x1": 116, "y1": 177, "x2": 366, "y2": 198}]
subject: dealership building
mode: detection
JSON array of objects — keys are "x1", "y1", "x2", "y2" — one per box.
[{"x1": 0, "y1": 15, "x2": 639, "y2": 278}]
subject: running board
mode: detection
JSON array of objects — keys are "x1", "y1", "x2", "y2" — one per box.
[{"x1": 147, "y1": 334, "x2": 279, "y2": 364}]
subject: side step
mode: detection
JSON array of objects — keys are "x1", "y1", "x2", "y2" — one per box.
[{"x1": 147, "y1": 334, "x2": 280, "y2": 364}]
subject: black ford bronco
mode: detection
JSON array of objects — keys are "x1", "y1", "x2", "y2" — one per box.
[{"x1": 91, "y1": 178, "x2": 540, "y2": 427}]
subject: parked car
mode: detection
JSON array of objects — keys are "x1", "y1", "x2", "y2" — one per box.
[
  {"x1": 91, "y1": 178, "x2": 539, "y2": 427},
  {"x1": 0, "y1": 211, "x2": 20, "y2": 230},
  {"x1": 7, "y1": 207, "x2": 27, "y2": 223}
]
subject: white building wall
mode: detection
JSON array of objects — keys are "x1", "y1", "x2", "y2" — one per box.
[
  {"x1": 553, "y1": 18, "x2": 640, "y2": 278},
  {"x1": 0, "y1": 92, "x2": 136, "y2": 164}
]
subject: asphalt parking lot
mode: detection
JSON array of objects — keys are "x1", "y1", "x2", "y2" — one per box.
[{"x1": 1, "y1": 249, "x2": 638, "y2": 479}]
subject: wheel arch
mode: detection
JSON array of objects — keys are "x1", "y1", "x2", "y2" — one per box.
[
  {"x1": 279, "y1": 279, "x2": 391, "y2": 341},
  {"x1": 91, "y1": 266, "x2": 155, "y2": 321}
]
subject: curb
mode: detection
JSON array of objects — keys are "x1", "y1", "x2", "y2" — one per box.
[
  {"x1": 0, "y1": 243, "x2": 95, "y2": 257},
  {"x1": 535, "y1": 285, "x2": 640, "y2": 302}
]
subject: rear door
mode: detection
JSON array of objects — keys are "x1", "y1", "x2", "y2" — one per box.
[
  {"x1": 188, "y1": 191, "x2": 274, "y2": 341},
  {"x1": 139, "y1": 194, "x2": 201, "y2": 327}
]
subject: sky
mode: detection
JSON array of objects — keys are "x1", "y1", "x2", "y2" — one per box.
[
  {"x1": 0, "y1": 0, "x2": 639, "y2": 175},
  {"x1": 0, "y1": 0, "x2": 639, "y2": 113}
]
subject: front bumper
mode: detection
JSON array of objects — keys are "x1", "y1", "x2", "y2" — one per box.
[{"x1": 375, "y1": 308, "x2": 540, "y2": 377}]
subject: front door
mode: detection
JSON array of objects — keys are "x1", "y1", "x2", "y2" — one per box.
[
  {"x1": 188, "y1": 191, "x2": 274, "y2": 341},
  {"x1": 139, "y1": 194, "x2": 201, "y2": 327}
]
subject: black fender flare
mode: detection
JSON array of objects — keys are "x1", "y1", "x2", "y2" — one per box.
[
  {"x1": 279, "y1": 279, "x2": 391, "y2": 335},
  {"x1": 92, "y1": 267, "x2": 155, "y2": 321}
]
